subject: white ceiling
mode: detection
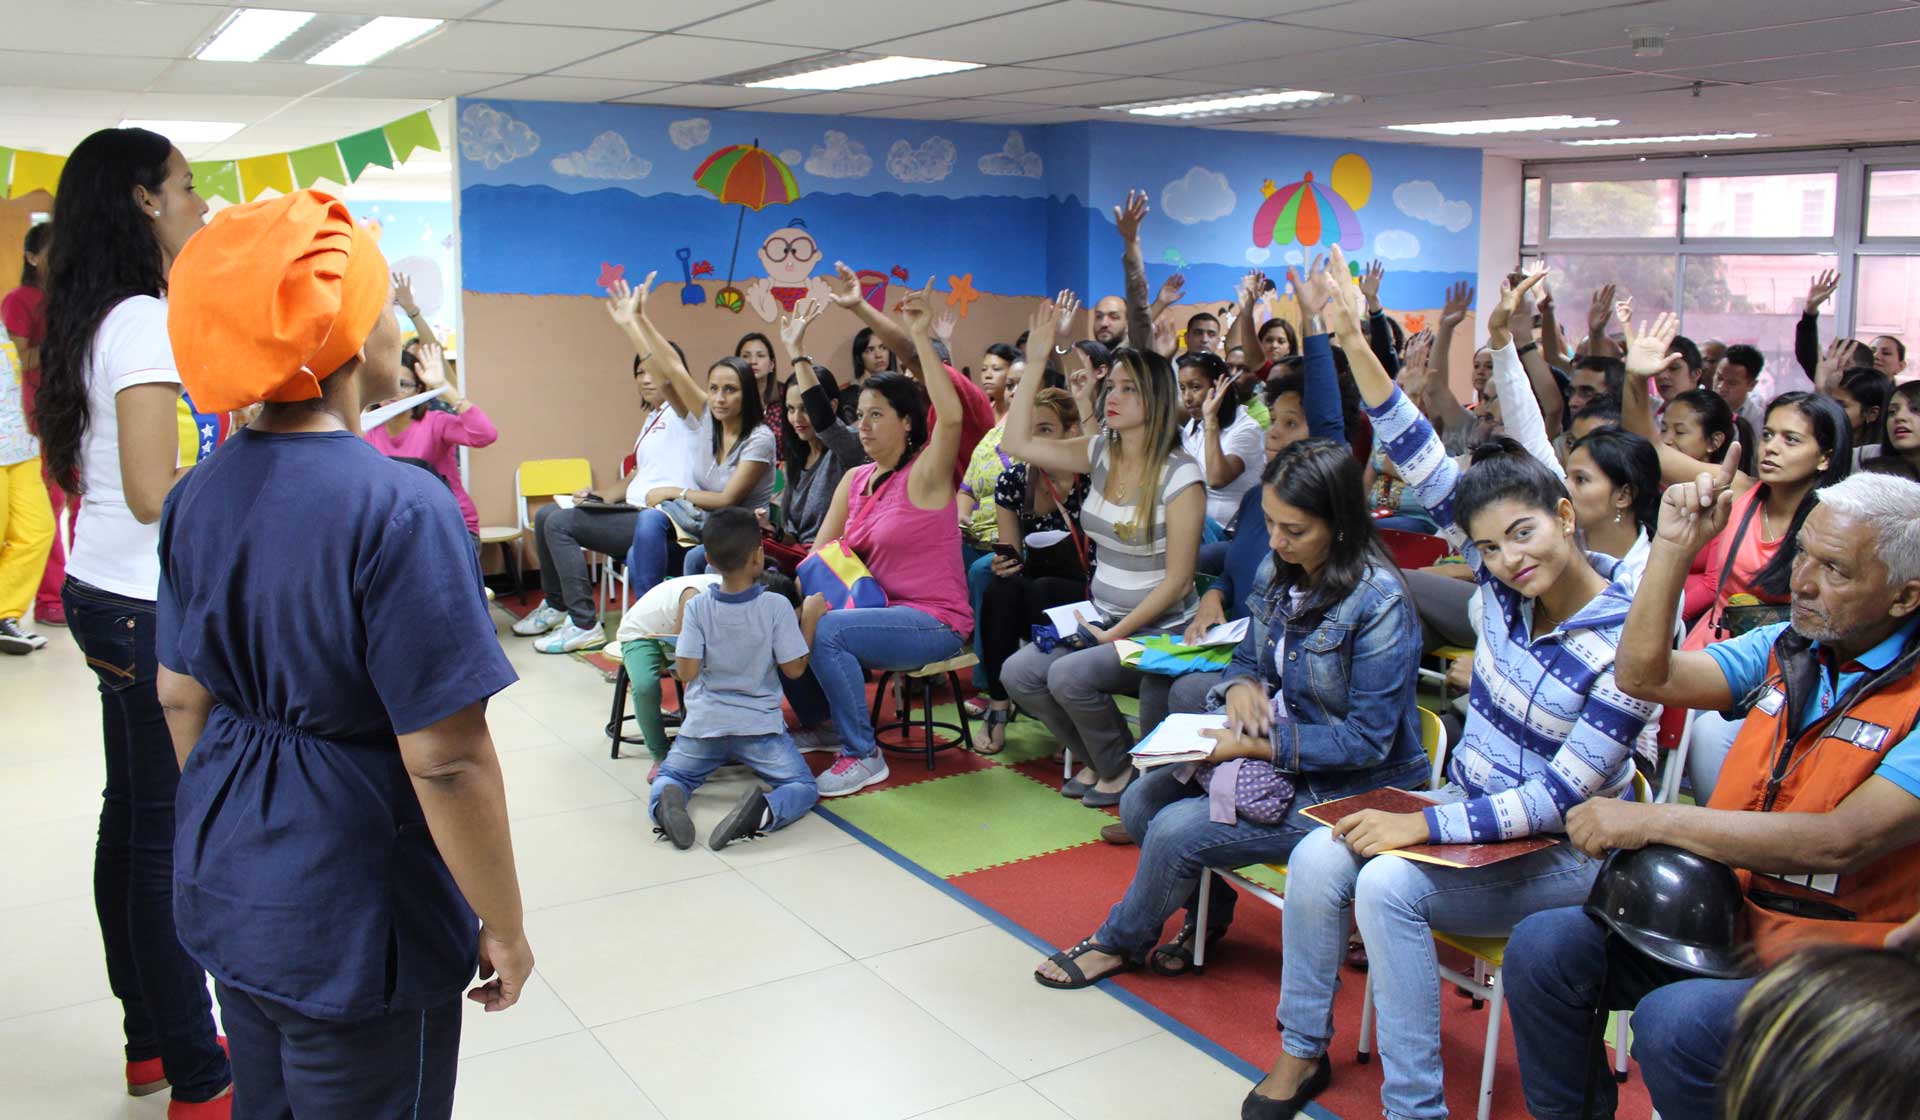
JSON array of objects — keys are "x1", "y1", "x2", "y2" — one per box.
[{"x1": 4, "y1": 0, "x2": 1920, "y2": 164}]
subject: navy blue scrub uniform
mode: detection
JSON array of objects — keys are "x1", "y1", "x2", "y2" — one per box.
[{"x1": 157, "y1": 427, "x2": 516, "y2": 1119}]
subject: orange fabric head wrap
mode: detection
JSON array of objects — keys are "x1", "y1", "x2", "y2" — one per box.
[{"x1": 168, "y1": 189, "x2": 390, "y2": 413}]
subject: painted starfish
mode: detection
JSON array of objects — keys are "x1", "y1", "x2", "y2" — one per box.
[
  {"x1": 598, "y1": 261, "x2": 625, "y2": 291},
  {"x1": 946, "y1": 272, "x2": 980, "y2": 317}
]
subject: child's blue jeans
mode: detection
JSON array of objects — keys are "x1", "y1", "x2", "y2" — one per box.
[{"x1": 648, "y1": 732, "x2": 818, "y2": 830}]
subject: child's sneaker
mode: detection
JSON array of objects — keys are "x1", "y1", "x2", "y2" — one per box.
[
  {"x1": 533, "y1": 618, "x2": 605, "y2": 654},
  {"x1": 818, "y1": 753, "x2": 889, "y2": 798},
  {"x1": 651, "y1": 785, "x2": 694, "y2": 850},
  {"x1": 709, "y1": 788, "x2": 771, "y2": 851},
  {"x1": 510, "y1": 603, "x2": 566, "y2": 636}
]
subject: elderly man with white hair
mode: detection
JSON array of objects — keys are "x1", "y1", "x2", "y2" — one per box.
[{"x1": 1500, "y1": 465, "x2": 1920, "y2": 1120}]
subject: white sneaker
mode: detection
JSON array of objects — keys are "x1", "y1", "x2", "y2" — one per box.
[
  {"x1": 534, "y1": 618, "x2": 606, "y2": 654},
  {"x1": 0, "y1": 618, "x2": 44, "y2": 655},
  {"x1": 818, "y1": 753, "x2": 889, "y2": 797},
  {"x1": 511, "y1": 603, "x2": 567, "y2": 636}
]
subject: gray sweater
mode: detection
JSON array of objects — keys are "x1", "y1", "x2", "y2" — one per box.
[{"x1": 781, "y1": 384, "x2": 868, "y2": 543}]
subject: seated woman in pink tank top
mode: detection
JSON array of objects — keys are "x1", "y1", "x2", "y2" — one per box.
[{"x1": 791, "y1": 285, "x2": 974, "y2": 799}]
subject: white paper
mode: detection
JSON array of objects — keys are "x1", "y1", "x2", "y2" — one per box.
[
  {"x1": 361, "y1": 385, "x2": 451, "y2": 429},
  {"x1": 552, "y1": 494, "x2": 576, "y2": 509},
  {"x1": 1024, "y1": 529, "x2": 1071, "y2": 550},
  {"x1": 1130, "y1": 712, "x2": 1231, "y2": 765},
  {"x1": 1042, "y1": 600, "x2": 1101, "y2": 636},
  {"x1": 1180, "y1": 617, "x2": 1250, "y2": 647}
]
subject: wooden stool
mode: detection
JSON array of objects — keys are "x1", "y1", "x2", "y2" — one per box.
[{"x1": 871, "y1": 653, "x2": 979, "y2": 772}]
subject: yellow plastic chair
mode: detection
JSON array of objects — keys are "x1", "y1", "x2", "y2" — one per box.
[
  {"x1": 1354, "y1": 769, "x2": 1654, "y2": 1120},
  {"x1": 1192, "y1": 707, "x2": 1450, "y2": 970},
  {"x1": 477, "y1": 458, "x2": 592, "y2": 598}
]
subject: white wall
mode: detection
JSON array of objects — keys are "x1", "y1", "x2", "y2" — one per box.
[{"x1": 1476, "y1": 153, "x2": 1523, "y2": 350}]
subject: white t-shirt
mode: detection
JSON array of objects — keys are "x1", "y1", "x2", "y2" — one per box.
[
  {"x1": 67, "y1": 296, "x2": 181, "y2": 600},
  {"x1": 692, "y1": 410, "x2": 777, "y2": 510},
  {"x1": 1181, "y1": 412, "x2": 1266, "y2": 526},
  {"x1": 616, "y1": 574, "x2": 722, "y2": 643},
  {"x1": 624, "y1": 405, "x2": 700, "y2": 505}
]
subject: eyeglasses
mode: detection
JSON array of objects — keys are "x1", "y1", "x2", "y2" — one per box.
[{"x1": 764, "y1": 236, "x2": 818, "y2": 263}]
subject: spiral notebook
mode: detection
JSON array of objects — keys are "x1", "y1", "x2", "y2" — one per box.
[{"x1": 1299, "y1": 787, "x2": 1560, "y2": 869}]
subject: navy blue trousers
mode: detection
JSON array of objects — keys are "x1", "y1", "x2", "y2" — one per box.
[{"x1": 218, "y1": 983, "x2": 463, "y2": 1120}]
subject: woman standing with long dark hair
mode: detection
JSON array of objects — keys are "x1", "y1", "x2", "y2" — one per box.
[
  {"x1": 2, "y1": 220, "x2": 63, "y2": 628},
  {"x1": 35, "y1": 128, "x2": 229, "y2": 1114}
]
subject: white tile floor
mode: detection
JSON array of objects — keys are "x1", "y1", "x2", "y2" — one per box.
[{"x1": 0, "y1": 614, "x2": 1258, "y2": 1119}]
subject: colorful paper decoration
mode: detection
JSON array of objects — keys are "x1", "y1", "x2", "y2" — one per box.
[
  {"x1": 9, "y1": 150, "x2": 66, "y2": 199},
  {"x1": 382, "y1": 111, "x2": 440, "y2": 163},
  {"x1": 337, "y1": 129, "x2": 394, "y2": 182},
  {"x1": 237, "y1": 153, "x2": 293, "y2": 201},
  {"x1": 691, "y1": 142, "x2": 801, "y2": 211},
  {"x1": 288, "y1": 143, "x2": 348, "y2": 189},
  {"x1": 189, "y1": 161, "x2": 242, "y2": 204}
]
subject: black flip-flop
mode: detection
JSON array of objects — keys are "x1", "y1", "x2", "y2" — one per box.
[{"x1": 1034, "y1": 938, "x2": 1139, "y2": 990}]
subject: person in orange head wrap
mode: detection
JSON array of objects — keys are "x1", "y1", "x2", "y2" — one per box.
[{"x1": 154, "y1": 190, "x2": 532, "y2": 1120}]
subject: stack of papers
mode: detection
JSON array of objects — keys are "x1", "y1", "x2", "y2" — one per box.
[
  {"x1": 1129, "y1": 712, "x2": 1231, "y2": 769},
  {"x1": 1042, "y1": 600, "x2": 1102, "y2": 636},
  {"x1": 1181, "y1": 617, "x2": 1249, "y2": 647}
]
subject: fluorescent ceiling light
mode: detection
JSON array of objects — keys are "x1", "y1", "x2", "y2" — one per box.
[
  {"x1": 1110, "y1": 88, "x2": 1339, "y2": 118},
  {"x1": 194, "y1": 8, "x2": 315, "y2": 62},
  {"x1": 119, "y1": 119, "x2": 244, "y2": 142},
  {"x1": 744, "y1": 56, "x2": 980, "y2": 91},
  {"x1": 1388, "y1": 114, "x2": 1619, "y2": 136},
  {"x1": 307, "y1": 16, "x2": 442, "y2": 66},
  {"x1": 1562, "y1": 132, "x2": 1763, "y2": 146}
]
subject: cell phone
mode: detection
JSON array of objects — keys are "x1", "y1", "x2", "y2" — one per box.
[{"x1": 993, "y1": 544, "x2": 1022, "y2": 561}]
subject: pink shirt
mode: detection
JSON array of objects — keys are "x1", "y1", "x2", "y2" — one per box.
[
  {"x1": 842, "y1": 462, "x2": 972, "y2": 639},
  {"x1": 1682, "y1": 485, "x2": 1785, "y2": 651},
  {"x1": 365, "y1": 406, "x2": 498, "y2": 532}
]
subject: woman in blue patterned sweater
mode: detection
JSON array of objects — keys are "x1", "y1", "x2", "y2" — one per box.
[{"x1": 1244, "y1": 259, "x2": 1656, "y2": 1120}]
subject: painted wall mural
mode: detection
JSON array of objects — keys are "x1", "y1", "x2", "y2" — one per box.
[{"x1": 456, "y1": 98, "x2": 1484, "y2": 322}]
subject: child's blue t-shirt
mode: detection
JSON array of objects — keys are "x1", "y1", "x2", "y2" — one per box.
[{"x1": 676, "y1": 583, "x2": 808, "y2": 738}]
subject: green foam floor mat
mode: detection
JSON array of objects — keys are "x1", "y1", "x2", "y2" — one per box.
[{"x1": 826, "y1": 766, "x2": 1114, "y2": 877}]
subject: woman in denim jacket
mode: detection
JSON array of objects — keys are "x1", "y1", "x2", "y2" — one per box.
[{"x1": 1034, "y1": 437, "x2": 1429, "y2": 989}]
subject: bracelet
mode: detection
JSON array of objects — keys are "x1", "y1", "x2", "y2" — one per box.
[
  {"x1": 1517, "y1": 340, "x2": 1540, "y2": 356},
  {"x1": 794, "y1": 354, "x2": 812, "y2": 366},
  {"x1": 1053, "y1": 345, "x2": 1071, "y2": 356}
]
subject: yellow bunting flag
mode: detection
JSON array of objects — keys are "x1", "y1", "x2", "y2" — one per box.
[
  {"x1": 9, "y1": 149, "x2": 65, "y2": 199},
  {"x1": 288, "y1": 143, "x2": 348, "y2": 189},
  {"x1": 236, "y1": 152, "x2": 293, "y2": 201},
  {"x1": 381, "y1": 111, "x2": 440, "y2": 163}
]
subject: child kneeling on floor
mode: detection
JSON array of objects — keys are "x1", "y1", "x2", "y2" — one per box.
[{"x1": 651, "y1": 506, "x2": 827, "y2": 851}]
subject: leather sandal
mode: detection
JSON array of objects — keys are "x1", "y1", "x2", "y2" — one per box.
[
  {"x1": 1034, "y1": 938, "x2": 1139, "y2": 990},
  {"x1": 1147, "y1": 916, "x2": 1229, "y2": 977}
]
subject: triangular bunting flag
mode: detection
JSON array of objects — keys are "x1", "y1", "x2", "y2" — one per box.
[
  {"x1": 0, "y1": 148, "x2": 12, "y2": 197},
  {"x1": 236, "y1": 153, "x2": 293, "y2": 201},
  {"x1": 337, "y1": 129, "x2": 392, "y2": 182},
  {"x1": 381, "y1": 111, "x2": 440, "y2": 163},
  {"x1": 288, "y1": 143, "x2": 348, "y2": 189},
  {"x1": 189, "y1": 161, "x2": 241, "y2": 204},
  {"x1": 9, "y1": 150, "x2": 65, "y2": 199}
]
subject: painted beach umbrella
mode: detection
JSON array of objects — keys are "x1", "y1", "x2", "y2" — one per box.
[
  {"x1": 691, "y1": 139, "x2": 802, "y2": 312},
  {"x1": 1252, "y1": 170, "x2": 1362, "y2": 251}
]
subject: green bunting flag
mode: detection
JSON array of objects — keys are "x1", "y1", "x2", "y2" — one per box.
[
  {"x1": 189, "y1": 161, "x2": 242, "y2": 204},
  {"x1": 337, "y1": 128, "x2": 394, "y2": 182},
  {"x1": 382, "y1": 111, "x2": 440, "y2": 163},
  {"x1": 289, "y1": 142, "x2": 348, "y2": 189}
]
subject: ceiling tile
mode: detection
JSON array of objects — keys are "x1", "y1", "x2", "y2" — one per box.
[
  {"x1": 208, "y1": 0, "x2": 494, "y2": 15},
  {"x1": 0, "y1": 88, "x2": 132, "y2": 119},
  {"x1": 0, "y1": 52, "x2": 173, "y2": 92},
  {"x1": 1013, "y1": 75, "x2": 1246, "y2": 107},
  {"x1": 1280, "y1": 0, "x2": 1638, "y2": 38},
  {"x1": 121, "y1": 93, "x2": 304, "y2": 122},
  {"x1": 471, "y1": 76, "x2": 680, "y2": 101},
  {"x1": 557, "y1": 33, "x2": 824, "y2": 82},
  {"x1": 389, "y1": 22, "x2": 639, "y2": 73},
  {"x1": 310, "y1": 67, "x2": 517, "y2": 99},
  {"x1": 857, "y1": 65, "x2": 1107, "y2": 100},
  {"x1": 1043, "y1": 19, "x2": 1380, "y2": 76},
  {"x1": 950, "y1": 105, "x2": 1114, "y2": 124},
  {"x1": 872, "y1": 1, "x2": 1234, "y2": 66},
  {"x1": 611, "y1": 84, "x2": 798, "y2": 109},
  {"x1": 850, "y1": 97, "x2": 1057, "y2": 121},
  {"x1": 1203, "y1": 39, "x2": 1508, "y2": 88},
  {"x1": 739, "y1": 90, "x2": 945, "y2": 115},
  {"x1": 685, "y1": 0, "x2": 1039, "y2": 51},
  {"x1": 472, "y1": 0, "x2": 731, "y2": 31},
  {"x1": 245, "y1": 98, "x2": 439, "y2": 128},
  {"x1": 147, "y1": 61, "x2": 344, "y2": 98},
  {"x1": 4, "y1": 1, "x2": 227, "y2": 58}
]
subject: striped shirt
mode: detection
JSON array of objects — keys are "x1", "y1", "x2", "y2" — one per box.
[
  {"x1": 1081, "y1": 436, "x2": 1203, "y2": 633},
  {"x1": 1369, "y1": 386, "x2": 1655, "y2": 844}
]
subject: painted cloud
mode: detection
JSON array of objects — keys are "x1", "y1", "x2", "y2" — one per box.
[
  {"x1": 458, "y1": 103, "x2": 539, "y2": 170},
  {"x1": 1373, "y1": 229, "x2": 1421, "y2": 260},
  {"x1": 887, "y1": 136, "x2": 956, "y2": 183},
  {"x1": 550, "y1": 131, "x2": 652, "y2": 180},
  {"x1": 1162, "y1": 166, "x2": 1236, "y2": 225},
  {"x1": 804, "y1": 130, "x2": 872, "y2": 179},
  {"x1": 779, "y1": 148, "x2": 803, "y2": 166},
  {"x1": 978, "y1": 130, "x2": 1042, "y2": 178},
  {"x1": 1392, "y1": 179, "x2": 1473, "y2": 233},
  {"x1": 668, "y1": 117, "x2": 711, "y2": 151}
]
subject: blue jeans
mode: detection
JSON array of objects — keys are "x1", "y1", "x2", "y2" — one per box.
[
  {"x1": 64, "y1": 578, "x2": 230, "y2": 1102},
  {"x1": 627, "y1": 508, "x2": 689, "y2": 600},
  {"x1": 963, "y1": 547, "x2": 994, "y2": 688},
  {"x1": 1276, "y1": 817, "x2": 1600, "y2": 1120},
  {"x1": 1684, "y1": 709, "x2": 1740, "y2": 802},
  {"x1": 783, "y1": 606, "x2": 964, "y2": 758},
  {"x1": 649, "y1": 732, "x2": 819, "y2": 830},
  {"x1": 1196, "y1": 539, "x2": 1229, "y2": 579},
  {"x1": 1505, "y1": 905, "x2": 1749, "y2": 1120},
  {"x1": 1093, "y1": 763, "x2": 1311, "y2": 957},
  {"x1": 218, "y1": 981, "x2": 460, "y2": 1120},
  {"x1": 681, "y1": 544, "x2": 716, "y2": 577}
]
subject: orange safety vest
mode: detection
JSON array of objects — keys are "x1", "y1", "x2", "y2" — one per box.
[{"x1": 1708, "y1": 632, "x2": 1920, "y2": 965}]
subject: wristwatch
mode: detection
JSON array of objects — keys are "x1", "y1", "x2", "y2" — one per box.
[{"x1": 1517, "y1": 340, "x2": 1540, "y2": 356}]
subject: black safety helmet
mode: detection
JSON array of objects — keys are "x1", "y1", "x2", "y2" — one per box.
[{"x1": 1584, "y1": 844, "x2": 1753, "y2": 980}]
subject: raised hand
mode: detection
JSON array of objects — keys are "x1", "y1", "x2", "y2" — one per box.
[
  {"x1": 1620, "y1": 309, "x2": 1683, "y2": 381},
  {"x1": 1027, "y1": 293, "x2": 1061, "y2": 355},
  {"x1": 392, "y1": 272, "x2": 418, "y2": 314},
  {"x1": 1201, "y1": 370, "x2": 1238, "y2": 424},
  {"x1": 604, "y1": 275, "x2": 644, "y2": 327},
  {"x1": 1587, "y1": 283, "x2": 1618, "y2": 336},
  {"x1": 1399, "y1": 329, "x2": 1435, "y2": 399},
  {"x1": 1054, "y1": 289, "x2": 1080, "y2": 335},
  {"x1": 1154, "y1": 271, "x2": 1185, "y2": 306},
  {"x1": 1440, "y1": 280, "x2": 1474, "y2": 330},
  {"x1": 1113, "y1": 189, "x2": 1149, "y2": 243},
  {"x1": 778, "y1": 298, "x2": 822, "y2": 352},
  {"x1": 1287, "y1": 254, "x2": 1334, "y2": 318},
  {"x1": 1237, "y1": 269, "x2": 1265, "y2": 308},
  {"x1": 824, "y1": 261, "x2": 865, "y2": 309},
  {"x1": 1655, "y1": 438, "x2": 1740, "y2": 556},
  {"x1": 1485, "y1": 265, "x2": 1548, "y2": 348},
  {"x1": 1359, "y1": 259, "x2": 1386, "y2": 313},
  {"x1": 1322, "y1": 245, "x2": 1367, "y2": 337},
  {"x1": 416, "y1": 341, "x2": 446, "y2": 388},
  {"x1": 933, "y1": 309, "x2": 958, "y2": 343},
  {"x1": 1805, "y1": 268, "x2": 1840, "y2": 314},
  {"x1": 1151, "y1": 314, "x2": 1177, "y2": 356},
  {"x1": 900, "y1": 279, "x2": 936, "y2": 337}
]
